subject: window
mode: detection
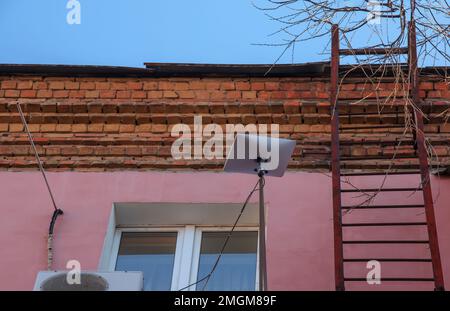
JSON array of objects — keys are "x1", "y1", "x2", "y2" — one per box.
[
  {"x1": 196, "y1": 231, "x2": 258, "y2": 291},
  {"x1": 115, "y1": 232, "x2": 177, "y2": 291},
  {"x1": 110, "y1": 226, "x2": 259, "y2": 291}
]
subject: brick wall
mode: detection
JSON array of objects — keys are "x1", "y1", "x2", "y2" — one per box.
[{"x1": 0, "y1": 74, "x2": 449, "y2": 171}]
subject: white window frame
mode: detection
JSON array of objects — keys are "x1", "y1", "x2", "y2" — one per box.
[{"x1": 110, "y1": 225, "x2": 259, "y2": 291}]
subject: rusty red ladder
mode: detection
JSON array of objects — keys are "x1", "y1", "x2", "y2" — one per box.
[{"x1": 330, "y1": 22, "x2": 445, "y2": 291}]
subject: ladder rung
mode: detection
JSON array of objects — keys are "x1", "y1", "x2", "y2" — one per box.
[
  {"x1": 344, "y1": 258, "x2": 432, "y2": 262},
  {"x1": 341, "y1": 204, "x2": 424, "y2": 210},
  {"x1": 340, "y1": 170, "x2": 421, "y2": 176},
  {"x1": 342, "y1": 222, "x2": 427, "y2": 227},
  {"x1": 344, "y1": 277, "x2": 434, "y2": 282},
  {"x1": 339, "y1": 112, "x2": 404, "y2": 116},
  {"x1": 343, "y1": 240, "x2": 429, "y2": 244},
  {"x1": 340, "y1": 140, "x2": 414, "y2": 146},
  {"x1": 340, "y1": 125, "x2": 406, "y2": 130},
  {"x1": 341, "y1": 187, "x2": 422, "y2": 192},
  {"x1": 340, "y1": 155, "x2": 417, "y2": 161},
  {"x1": 339, "y1": 47, "x2": 409, "y2": 55}
]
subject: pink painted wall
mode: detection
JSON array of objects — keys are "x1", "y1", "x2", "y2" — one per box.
[{"x1": 0, "y1": 171, "x2": 449, "y2": 291}]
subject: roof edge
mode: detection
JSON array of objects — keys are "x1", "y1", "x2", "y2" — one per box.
[{"x1": 0, "y1": 62, "x2": 447, "y2": 78}]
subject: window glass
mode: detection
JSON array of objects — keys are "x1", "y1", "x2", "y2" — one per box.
[
  {"x1": 196, "y1": 231, "x2": 258, "y2": 291},
  {"x1": 115, "y1": 232, "x2": 177, "y2": 291}
]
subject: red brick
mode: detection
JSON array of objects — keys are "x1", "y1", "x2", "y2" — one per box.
[
  {"x1": 194, "y1": 103, "x2": 209, "y2": 114},
  {"x1": 119, "y1": 124, "x2": 135, "y2": 133},
  {"x1": 36, "y1": 90, "x2": 53, "y2": 98},
  {"x1": 420, "y1": 82, "x2": 433, "y2": 90},
  {"x1": 65, "y1": 82, "x2": 80, "y2": 90},
  {"x1": 280, "y1": 82, "x2": 310, "y2": 91},
  {"x1": 104, "y1": 124, "x2": 120, "y2": 132},
  {"x1": 88, "y1": 124, "x2": 104, "y2": 132},
  {"x1": 115, "y1": 91, "x2": 130, "y2": 99},
  {"x1": 190, "y1": 80, "x2": 206, "y2": 90},
  {"x1": 341, "y1": 84, "x2": 355, "y2": 91},
  {"x1": 119, "y1": 115, "x2": 135, "y2": 125},
  {"x1": 100, "y1": 90, "x2": 116, "y2": 99},
  {"x1": 77, "y1": 146, "x2": 94, "y2": 155},
  {"x1": 17, "y1": 81, "x2": 33, "y2": 90},
  {"x1": 205, "y1": 81, "x2": 220, "y2": 90},
  {"x1": 40, "y1": 124, "x2": 56, "y2": 132},
  {"x1": 53, "y1": 90, "x2": 69, "y2": 98},
  {"x1": 242, "y1": 91, "x2": 257, "y2": 100},
  {"x1": 147, "y1": 91, "x2": 163, "y2": 99},
  {"x1": 225, "y1": 91, "x2": 241, "y2": 101},
  {"x1": 220, "y1": 82, "x2": 235, "y2": 91},
  {"x1": 9, "y1": 123, "x2": 24, "y2": 132},
  {"x1": 239, "y1": 103, "x2": 254, "y2": 114},
  {"x1": 163, "y1": 91, "x2": 178, "y2": 99},
  {"x1": 69, "y1": 90, "x2": 86, "y2": 98},
  {"x1": 148, "y1": 103, "x2": 164, "y2": 113},
  {"x1": 33, "y1": 82, "x2": 47, "y2": 90},
  {"x1": 95, "y1": 82, "x2": 111, "y2": 90},
  {"x1": 20, "y1": 90, "x2": 37, "y2": 98},
  {"x1": 118, "y1": 103, "x2": 135, "y2": 113},
  {"x1": 265, "y1": 82, "x2": 279, "y2": 90},
  {"x1": 56, "y1": 124, "x2": 72, "y2": 132},
  {"x1": 127, "y1": 82, "x2": 143, "y2": 90},
  {"x1": 158, "y1": 81, "x2": 174, "y2": 90},
  {"x1": 87, "y1": 102, "x2": 102, "y2": 113},
  {"x1": 143, "y1": 81, "x2": 158, "y2": 90},
  {"x1": 434, "y1": 82, "x2": 448, "y2": 91},
  {"x1": 251, "y1": 82, "x2": 265, "y2": 91},
  {"x1": 152, "y1": 124, "x2": 168, "y2": 133},
  {"x1": 72, "y1": 102, "x2": 88, "y2": 113},
  {"x1": 125, "y1": 147, "x2": 142, "y2": 156},
  {"x1": 428, "y1": 91, "x2": 441, "y2": 98},
  {"x1": 80, "y1": 82, "x2": 96, "y2": 90},
  {"x1": 5, "y1": 90, "x2": 20, "y2": 97},
  {"x1": 136, "y1": 124, "x2": 152, "y2": 132},
  {"x1": 224, "y1": 103, "x2": 240, "y2": 114},
  {"x1": 85, "y1": 91, "x2": 100, "y2": 98},
  {"x1": 193, "y1": 91, "x2": 208, "y2": 100},
  {"x1": 48, "y1": 81, "x2": 65, "y2": 90},
  {"x1": 210, "y1": 91, "x2": 226, "y2": 101},
  {"x1": 272, "y1": 91, "x2": 287, "y2": 100},
  {"x1": 178, "y1": 91, "x2": 195, "y2": 99},
  {"x1": 235, "y1": 81, "x2": 250, "y2": 91},
  {"x1": 72, "y1": 124, "x2": 87, "y2": 132},
  {"x1": 283, "y1": 101, "x2": 300, "y2": 113},
  {"x1": 131, "y1": 91, "x2": 147, "y2": 99},
  {"x1": 174, "y1": 82, "x2": 189, "y2": 90},
  {"x1": 1, "y1": 81, "x2": 17, "y2": 89},
  {"x1": 257, "y1": 91, "x2": 271, "y2": 100}
]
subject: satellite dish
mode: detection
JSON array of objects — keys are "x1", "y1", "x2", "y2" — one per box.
[
  {"x1": 40, "y1": 272, "x2": 109, "y2": 291},
  {"x1": 224, "y1": 133, "x2": 296, "y2": 177}
]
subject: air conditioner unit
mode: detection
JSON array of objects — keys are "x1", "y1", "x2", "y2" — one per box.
[{"x1": 33, "y1": 271, "x2": 144, "y2": 291}]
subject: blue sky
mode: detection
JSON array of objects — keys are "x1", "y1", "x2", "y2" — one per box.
[
  {"x1": 0, "y1": 1, "x2": 446, "y2": 67},
  {"x1": 0, "y1": 0, "x2": 328, "y2": 67}
]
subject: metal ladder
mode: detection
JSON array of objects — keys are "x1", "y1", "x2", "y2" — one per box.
[{"x1": 330, "y1": 22, "x2": 445, "y2": 291}]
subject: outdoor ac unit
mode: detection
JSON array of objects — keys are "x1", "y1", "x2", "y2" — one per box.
[{"x1": 33, "y1": 271, "x2": 144, "y2": 291}]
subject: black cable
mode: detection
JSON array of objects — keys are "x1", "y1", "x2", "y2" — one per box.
[
  {"x1": 16, "y1": 101, "x2": 63, "y2": 270},
  {"x1": 16, "y1": 102, "x2": 59, "y2": 211},
  {"x1": 178, "y1": 178, "x2": 263, "y2": 291},
  {"x1": 49, "y1": 209, "x2": 64, "y2": 235}
]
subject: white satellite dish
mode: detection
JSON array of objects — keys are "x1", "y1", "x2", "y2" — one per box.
[
  {"x1": 224, "y1": 133, "x2": 296, "y2": 177},
  {"x1": 223, "y1": 133, "x2": 296, "y2": 291}
]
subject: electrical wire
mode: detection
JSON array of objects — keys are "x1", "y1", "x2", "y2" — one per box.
[
  {"x1": 178, "y1": 177, "x2": 264, "y2": 291},
  {"x1": 16, "y1": 102, "x2": 63, "y2": 270},
  {"x1": 16, "y1": 102, "x2": 58, "y2": 212}
]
